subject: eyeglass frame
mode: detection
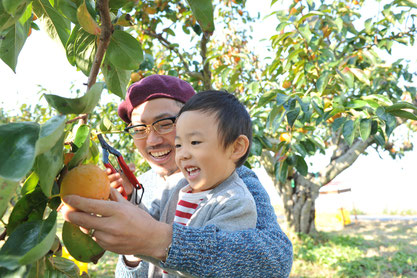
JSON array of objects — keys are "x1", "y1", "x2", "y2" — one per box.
[{"x1": 124, "y1": 116, "x2": 177, "y2": 139}]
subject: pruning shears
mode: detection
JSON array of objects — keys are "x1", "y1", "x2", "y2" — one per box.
[{"x1": 97, "y1": 134, "x2": 144, "y2": 203}]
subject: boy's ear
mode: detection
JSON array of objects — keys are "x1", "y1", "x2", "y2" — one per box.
[{"x1": 230, "y1": 135, "x2": 250, "y2": 161}]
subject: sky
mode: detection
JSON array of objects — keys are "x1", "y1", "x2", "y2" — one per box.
[{"x1": 1, "y1": 0, "x2": 416, "y2": 214}]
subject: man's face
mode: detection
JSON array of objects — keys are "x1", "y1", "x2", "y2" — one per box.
[
  {"x1": 130, "y1": 98, "x2": 182, "y2": 177},
  {"x1": 174, "y1": 110, "x2": 236, "y2": 192}
]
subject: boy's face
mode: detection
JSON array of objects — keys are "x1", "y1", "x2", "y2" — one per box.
[{"x1": 175, "y1": 110, "x2": 236, "y2": 192}]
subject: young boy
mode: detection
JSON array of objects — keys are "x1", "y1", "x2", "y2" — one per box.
[{"x1": 125, "y1": 90, "x2": 257, "y2": 277}]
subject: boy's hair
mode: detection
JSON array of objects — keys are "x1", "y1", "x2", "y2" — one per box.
[{"x1": 177, "y1": 90, "x2": 252, "y2": 167}]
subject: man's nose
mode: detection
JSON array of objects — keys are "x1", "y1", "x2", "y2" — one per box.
[{"x1": 146, "y1": 128, "x2": 163, "y2": 145}]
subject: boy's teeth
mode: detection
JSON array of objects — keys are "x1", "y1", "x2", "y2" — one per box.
[{"x1": 186, "y1": 167, "x2": 198, "y2": 173}]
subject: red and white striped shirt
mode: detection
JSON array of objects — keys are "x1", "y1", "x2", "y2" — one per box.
[
  {"x1": 174, "y1": 185, "x2": 211, "y2": 226},
  {"x1": 162, "y1": 186, "x2": 211, "y2": 277}
]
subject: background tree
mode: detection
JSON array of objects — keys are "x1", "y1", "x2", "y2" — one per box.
[{"x1": 250, "y1": 0, "x2": 417, "y2": 233}]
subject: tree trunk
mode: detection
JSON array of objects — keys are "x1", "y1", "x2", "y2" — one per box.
[{"x1": 281, "y1": 175, "x2": 320, "y2": 234}]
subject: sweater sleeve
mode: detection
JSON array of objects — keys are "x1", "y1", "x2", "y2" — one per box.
[{"x1": 161, "y1": 166, "x2": 293, "y2": 278}]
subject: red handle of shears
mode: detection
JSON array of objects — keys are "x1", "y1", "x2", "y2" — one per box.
[
  {"x1": 103, "y1": 162, "x2": 128, "y2": 199},
  {"x1": 116, "y1": 156, "x2": 143, "y2": 190}
]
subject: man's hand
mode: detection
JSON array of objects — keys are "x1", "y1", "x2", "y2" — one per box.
[
  {"x1": 106, "y1": 167, "x2": 135, "y2": 196},
  {"x1": 60, "y1": 188, "x2": 172, "y2": 260}
]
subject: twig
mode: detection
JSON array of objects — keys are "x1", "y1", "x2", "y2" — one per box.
[
  {"x1": 65, "y1": 115, "x2": 88, "y2": 124},
  {"x1": 144, "y1": 29, "x2": 203, "y2": 81}
]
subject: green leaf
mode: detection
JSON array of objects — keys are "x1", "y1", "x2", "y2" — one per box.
[
  {"x1": 36, "y1": 115, "x2": 66, "y2": 155},
  {"x1": 362, "y1": 94, "x2": 393, "y2": 106},
  {"x1": 34, "y1": 133, "x2": 65, "y2": 197},
  {"x1": 295, "y1": 155, "x2": 308, "y2": 176},
  {"x1": 286, "y1": 107, "x2": 300, "y2": 127},
  {"x1": 0, "y1": 122, "x2": 40, "y2": 181},
  {"x1": 298, "y1": 24, "x2": 312, "y2": 43},
  {"x1": 2, "y1": 0, "x2": 27, "y2": 15},
  {"x1": 68, "y1": 125, "x2": 90, "y2": 169},
  {"x1": 62, "y1": 221, "x2": 105, "y2": 263},
  {"x1": 32, "y1": 0, "x2": 71, "y2": 46},
  {"x1": 0, "y1": 20, "x2": 30, "y2": 72},
  {"x1": 277, "y1": 159, "x2": 289, "y2": 183},
  {"x1": 99, "y1": 115, "x2": 113, "y2": 133},
  {"x1": 258, "y1": 90, "x2": 277, "y2": 107},
  {"x1": 359, "y1": 119, "x2": 372, "y2": 141},
  {"x1": 316, "y1": 71, "x2": 330, "y2": 94},
  {"x1": 276, "y1": 93, "x2": 289, "y2": 106},
  {"x1": 349, "y1": 68, "x2": 370, "y2": 86},
  {"x1": 384, "y1": 113, "x2": 396, "y2": 138},
  {"x1": 388, "y1": 109, "x2": 417, "y2": 120},
  {"x1": 396, "y1": 0, "x2": 417, "y2": 8},
  {"x1": 65, "y1": 25, "x2": 96, "y2": 75},
  {"x1": 0, "y1": 265, "x2": 27, "y2": 277},
  {"x1": 0, "y1": 211, "x2": 57, "y2": 268},
  {"x1": 364, "y1": 18, "x2": 372, "y2": 34},
  {"x1": 6, "y1": 187, "x2": 48, "y2": 235},
  {"x1": 0, "y1": 1, "x2": 28, "y2": 32},
  {"x1": 45, "y1": 256, "x2": 80, "y2": 277},
  {"x1": 345, "y1": 100, "x2": 369, "y2": 109},
  {"x1": 185, "y1": 0, "x2": 214, "y2": 33},
  {"x1": 55, "y1": 0, "x2": 78, "y2": 24},
  {"x1": 0, "y1": 178, "x2": 19, "y2": 219},
  {"x1": 20, "y1": 171, "x2": 39, "y2": 195},
  {"x1": 384, "y1": 101, "x2": 417, "y2": 112},
  {"x1": 44, "y1": 82, "x2": 104, "y2": 114},
  {"x1": 335, "y1": 17, "x2": 343, "y2": 32},
  {"x1": 342, "y1": 119, "x2": 355, "y2": 146},
  {"x1": 106, "y1": 30, "x2": 143, "y2": 70},
  {"x1": 101, "y1": 58, "x2": 130, "y2": 99},
  {"x1": 77, "y1": 0, "x2": 100, "y2": 35}
]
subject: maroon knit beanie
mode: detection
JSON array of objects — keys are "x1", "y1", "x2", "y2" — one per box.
[{"x1": 118, "y1": 75, "x2": 196, "y2": 123}]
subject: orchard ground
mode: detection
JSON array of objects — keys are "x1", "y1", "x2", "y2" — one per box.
[{"x1": 85, "y1": 214, "x2": 417, "y2": 277}]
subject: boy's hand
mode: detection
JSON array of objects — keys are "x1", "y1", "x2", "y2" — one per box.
[{"x1": 106, "y1": 165, "x2": 135, "y2": 196}]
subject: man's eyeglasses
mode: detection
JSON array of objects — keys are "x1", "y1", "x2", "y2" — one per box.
[{"x1": 124, "y1": 116, "x2": 176, "y2": 139}]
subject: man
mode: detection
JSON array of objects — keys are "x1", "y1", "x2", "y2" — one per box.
[{"x1": 61, "y1": 75, "x2": 293, "y2": 277}]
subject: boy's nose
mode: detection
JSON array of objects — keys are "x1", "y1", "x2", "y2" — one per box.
[{"x1": 177, "y1": 147, "x2": 191, "y2": 160}]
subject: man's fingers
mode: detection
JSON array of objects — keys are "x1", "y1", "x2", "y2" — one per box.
[
  {"x1": 62, "y1": 195, "x2": 117, "y2": 216},
  {"x1": 109, "y1": 187, "x2": 129, "y2": 203}
]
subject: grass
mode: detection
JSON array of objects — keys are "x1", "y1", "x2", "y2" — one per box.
[{"x1": 290, "y1": 220, "x2": 417, "y2": 278}]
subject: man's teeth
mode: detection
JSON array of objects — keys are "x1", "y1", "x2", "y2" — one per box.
[{"x1": 150, "y1": 150, "x2": 170, "y2": 158}]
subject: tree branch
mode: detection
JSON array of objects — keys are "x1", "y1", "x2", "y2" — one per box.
[
  {"x1": 88, "y1": 0, "x2": 113, "y2": 90},
  {"x1": 316, "y1": 137, "x2": 373, "y2": 187},
  {"x1": 200, "y1": 32, "x2": 212, "y2": 90}
]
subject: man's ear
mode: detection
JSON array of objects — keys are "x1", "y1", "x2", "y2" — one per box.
[{"x1": 230, "y1": 135, "x2": 250, "y2": 162}]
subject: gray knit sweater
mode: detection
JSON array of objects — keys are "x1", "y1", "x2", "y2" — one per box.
[
  {"x1": 115, "y1": 166, "x2": 293, "y2": 278},
  {"x1": 142, "y1": 171, "x2": 257, "y2": 277}
]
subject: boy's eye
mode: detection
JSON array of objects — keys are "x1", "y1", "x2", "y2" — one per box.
[
  {"x1": 191, "y1": 141, "x2": 201, "y2": 145},
  {"x1": 175, "y1": 144, "x2": 181, "y2": 148}
]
